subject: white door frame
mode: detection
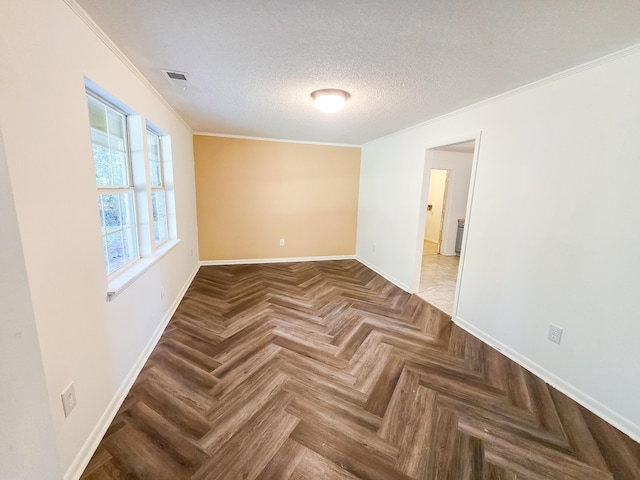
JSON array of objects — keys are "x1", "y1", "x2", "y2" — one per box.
[{"x1": 412, "y1": 131, "x2": 483, "y2": 318}]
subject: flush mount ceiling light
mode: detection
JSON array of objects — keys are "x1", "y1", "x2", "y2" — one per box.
[{"x1": 311, "y1": 89, "x2": 350, "y2": 114}]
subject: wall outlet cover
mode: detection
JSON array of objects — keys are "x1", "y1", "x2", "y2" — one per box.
[
  {"x1": 548, "y1": 324, "x2": 563, "y2": 344},
  {"x1": 61, "y1": 383, "x2": 77, "y2": 417}
]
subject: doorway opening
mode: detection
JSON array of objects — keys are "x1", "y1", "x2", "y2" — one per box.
[
  {"x1": 416, "y1": 137, "x2": 478, "y2": 316},
  {"x1": 423, "y1": 169, "x2": 449, "y2": 255}
]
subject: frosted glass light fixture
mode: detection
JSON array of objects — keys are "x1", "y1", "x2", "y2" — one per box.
[{"x1": 311, "y1": 89, "x2": 350, "y2": 114}]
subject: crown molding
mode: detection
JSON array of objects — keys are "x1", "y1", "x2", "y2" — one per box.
[
  {"x1": 62, "y1": 0, "x2": 193, "y2": 133},
  {"x1": 366, "y1": 42, "x2": 640, "y2": 146},
  {"x1": 194, "y1": 132, "x2": 361, "y2": 148}
]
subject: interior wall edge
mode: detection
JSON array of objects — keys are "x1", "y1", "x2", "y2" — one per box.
[
  {"x1": 453, "y1": 314, "x2": 640, "y2": 444},
  {"x1": 64, "y1": 263, "x2": 201, "y2": 480}
]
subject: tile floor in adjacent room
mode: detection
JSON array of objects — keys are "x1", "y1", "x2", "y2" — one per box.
[{"x1": 417, "y1": 240, "x2": 460, "y2": 315}]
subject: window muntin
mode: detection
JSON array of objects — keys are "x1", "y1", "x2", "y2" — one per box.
[
  {"x1": 88, "y1": 94, "x2": 140, "y2": 275},
  {"x1": 147, "y1": 130, "x2": 169, "y2": 245}
]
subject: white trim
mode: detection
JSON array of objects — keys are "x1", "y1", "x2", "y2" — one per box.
[
  {"x1": 193, "y1": 132, "x2": 361, "y2": 148},
  {"x1": 453, "y1": 314, "x2": 640, "y2": 444},
  {"x1": 423, "y1": 132, "x2": 482, "y2": 152},
  {"x1": 452, "y1": 133, "x2": 482, "y2": 318},
  {"x1": 364, "y1": 42, "x2": 640, "y2": 147},
  {"x1": 65, "y1": 262, "x2": 200, "y2": 480},
  {"x1": 200, "y1": 255, "x2": 356, "y2": 266},
  {"x1": 199, "y1": 254, "x2": 412, "y2": 292},
  {"x1": 199, "y1": 256, "x2": 413, "y2": 294},
  {"x1": 63, "y1": 0, "x2": 193, "y2": 133},
  {"x1": 106, "y1": 239, "x2": 180, "y2": 300},
  {"x1": 355, "y1": 256, "x2": 412, "y2": 292}
]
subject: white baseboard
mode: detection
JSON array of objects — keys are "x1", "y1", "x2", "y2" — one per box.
[
  {"x1": 356, "y1": 256, "x2": 412, "y2": 292},
  {"x1": 200, "y1": 255, "x2": 356, "y2": 266},
  {"x1": 200, "y1": 255, "x2": 412, "y2": 294},
  {"x1": 65, "y1": 263, "x2": 200, "y2": 480},
  {"x1": 453, "y1": 314, "x2": 640, "y2": 444}
]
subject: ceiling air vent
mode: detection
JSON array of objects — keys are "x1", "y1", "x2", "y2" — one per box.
[{"x1": 162, "y1": 69, "x2": 190, "y2": 88}]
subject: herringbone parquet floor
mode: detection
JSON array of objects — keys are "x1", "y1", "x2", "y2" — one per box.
[{"x1": 81, "y1": 260, "x2": 640, "y2": 479}]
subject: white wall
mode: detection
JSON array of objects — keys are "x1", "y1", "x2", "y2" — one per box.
[
  {"x1": 424, "y1": 169, "x2": 446, "y2": 244},
  {"x1": 0, "y1": 0, "x2": 199, "y2": 478},
  {"x1": 0, "y1": 131, "x2": 63, "y2": 479},
  {"x1": 356, "y1": 46, "x2": 640, "y2": 441},
  {"x1": 429, "y1": 151, "x2": 473, "y2": 255}
]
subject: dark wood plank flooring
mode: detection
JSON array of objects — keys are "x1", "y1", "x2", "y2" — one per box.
[{"x1": 81, "y1": 260, "x2": 640, "y2": 479}]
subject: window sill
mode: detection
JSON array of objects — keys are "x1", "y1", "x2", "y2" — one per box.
[{"x1": 106, "y1": 239, "x2": 181, "y2": 301}]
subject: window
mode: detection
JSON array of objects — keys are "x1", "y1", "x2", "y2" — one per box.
[
  {"x1": 147, "y1": 130, "x2": 169, "y2": 245},
  {"x1": 87, "y1": 94, "x2": 139, "y2": 275},
  {"x1": 86, "y1": 82, "x2": 177, "y2": 290}
]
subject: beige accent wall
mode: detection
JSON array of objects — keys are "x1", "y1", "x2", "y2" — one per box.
[{"x1": 194, "y1": 135, "x2": 361, "y2": 260}]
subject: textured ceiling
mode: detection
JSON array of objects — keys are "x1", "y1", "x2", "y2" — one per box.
[{"x1": 75, "y1": 0, "x2": 640, "y2": 145}]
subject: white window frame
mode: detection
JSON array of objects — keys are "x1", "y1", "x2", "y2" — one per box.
[
  {"x1": 88, "y1": 92, "x2": 141, "y2": 276},
  {"x1": 86, "y1": 79, "x2": 180, "y2": 301},
  {"x1": 147, "y1": 128, "x2": 169, "y2": 246}
]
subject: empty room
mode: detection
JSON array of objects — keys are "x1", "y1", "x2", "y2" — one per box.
[{"x1": 2, "y1": 1, "x2": 640, "y2": 479}]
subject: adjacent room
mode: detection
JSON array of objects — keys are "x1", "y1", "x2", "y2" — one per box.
[{"x1": 2, "y1": 1, "x2": 640, "y2": 479}]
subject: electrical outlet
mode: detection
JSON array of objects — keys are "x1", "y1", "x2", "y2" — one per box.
[
  {"x1": 372, "y1": 244, "x2": 376, "y2": 253},
  {"x1": 279, "y1": 239, "x2": 285, "y2": 246},
  {"x1": 548, "y1": 324, "x2": 563, "y2": 344},
  {"x1": 61, "y1": 383, "x2": 77, "y2": 417},
  {"x1": 160, "y1": 287, "x2": 165, "y2": 300}
]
